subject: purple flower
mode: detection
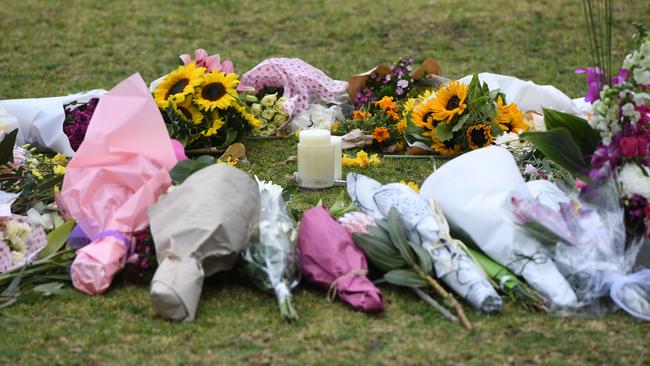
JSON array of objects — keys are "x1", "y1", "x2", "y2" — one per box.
[
  {"x1": 396, "y1": 87, "x2": 403, "y2": 96},
  {"x1": 590, "y1": 140, "x2": 621, "y2": 168},
  {"x1": 64, "y1": 98, "x2": 99, "y2": 151},
  {"x1": 576, "y1": 67, "x2": 605, "y2": 103},
  {"x1": 611, "y1": 68, "x2": 632, "y2": 85},
  {"x1": 397, "y1": 79, "x2": 409, "y2": 89}
]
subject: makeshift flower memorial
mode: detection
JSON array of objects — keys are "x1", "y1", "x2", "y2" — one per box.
[
  {"x1": 407, "y1": 75, "x2": 527, "y2": 156},
  {"x1": 243, "y1": 179, "x2": 300, "y2": 322},
  {"x1": 153, "y1": 55, "x2": 261, "y2": 152}
]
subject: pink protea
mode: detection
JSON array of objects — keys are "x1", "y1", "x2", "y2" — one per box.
[
  {"x1": 179, "y1": 49, "x2": 235, "y2": 74},
  {"x1": 338, "y1": 212, "x2": 375, "y2": 235}
]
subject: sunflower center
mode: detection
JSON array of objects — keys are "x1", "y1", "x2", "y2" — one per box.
[
  {"x1": 446, "y1": 96, "x2": 461, "y2": 110},
  {"x1": 470, "y1": 127, "x2": 488, "y2": 147},
  {"x1": 202, "y1": 82, "x2": 227, "y2": 101},
  {"x1": 177, "y1": 106, "x2": 193, "y2": 120},
  {"x1": 423, "y1": 112, "x2": 438, "y2": 127},
  {"x1": 167, "y1": 79, "x2": 189, "y2": 98}
]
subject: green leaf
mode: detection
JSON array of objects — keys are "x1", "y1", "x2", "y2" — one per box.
[
  {"x1": 520, "y1": 128, "x2": 588, "y2": 178},
  {"x1": 409, "y1": 241, "x2": 432, "y2": 275},
  {"x1": 0, "y1": 129, "x2": 19, "y2": 166},
  {"x1": 435, "y1": 122, "x2": 454, "y2": 142},
  {"x1": 1, "y1": 265, "x2": 25, "y2": 297},
  {"x1": 452, "y1": 113, "x2": 471, "y2": 132},
  {"x1": 384, "y1": 269, "x2": 428, "y2": 288},
  {"x1": 352, "y1": 232, "x2": 406, "y2": 271},
  {"x1": 32, "y1": 282, "x2": 68, "y2": 296},
  {"x1": 38, "y1": 220, "x2": 75, "y2": 260},
  {"x1": 386, "y1": 208, "x2": 416, "y2": 266},
  {"x1": 543, "y1": 108, "x2": 599, "y2": 156}
]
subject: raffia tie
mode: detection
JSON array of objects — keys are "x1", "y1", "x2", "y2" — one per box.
[{"x1": 326, "y1": 269, "x2": 368, "y2": 302}]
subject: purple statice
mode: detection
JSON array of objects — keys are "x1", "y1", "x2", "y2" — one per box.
[{"x1": 63, "y1": 98, "x2": 99, "y2": 151}]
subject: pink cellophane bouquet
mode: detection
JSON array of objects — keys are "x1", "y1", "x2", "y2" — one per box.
[
  {"x1": 59, "y1": 73, "x2": 178, "y2": 295},
  {"x1": 298, "y1": 206, "x2": 384, "y2": 312}
]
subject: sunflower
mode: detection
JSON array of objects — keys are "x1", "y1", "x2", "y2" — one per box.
[
  {"x1": 424, "y1": 131, "x2": 461, "y2": 156},
  {"x1": 430, "y1": 81, "x2": 468, "y2": 123},
  {"x1": 372, "y1": 127, "x2": 390, "y2": 143},
  {"x1": 153, "y1": 63, "x2": 205, "y2": 108},
  {"x1": 466, "y1": 123, "x2": 495, "y2": 150},
  {"x1": 201, "y1": 111, "x2": 226, "y2": 137},
  {"x1": 195, "y1": 71, "x2": 239, "y2": 111},
  {"x1": 233, "y1": 103, "x2": 261, "y2": 128},
  {"x1": 495, "y1": 96, "x2": 528, "y2": 133},
  {"x1": 412, "y1": 99, "x2": 438, "y2": 129},
  {"x1": 171, "y1": 98, "x2": 203, "y2": 125}
]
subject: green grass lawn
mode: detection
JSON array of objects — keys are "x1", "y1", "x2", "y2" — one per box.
[{"x1": 2, "y1": 0, "x2": 650, "y2": 364}]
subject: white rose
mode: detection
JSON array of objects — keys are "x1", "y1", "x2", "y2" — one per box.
[
  {"x1": 275, "y1": 96, "x2": 289, "y2": 116},
  {"x1": 251, "y1": 103, "x2": 262, "y2": 116},
  {"x1": 273, "y1": 114, "x2": 287, "y2": 125},
  {"x1": 260, "y1": 93, "x2": 278, "y2": 107},
  {"x1": 618, "y1": 163, "x2": 650, "y2": 200},
  {"x1": 261, "y1": 109, "x2": 276, "y2": 120}
]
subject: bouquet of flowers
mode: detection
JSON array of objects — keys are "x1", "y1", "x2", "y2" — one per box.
[
  {"x1": 0, "y1": 131, "x2": 68, "y2": 215},
  {"x1": 152, "y1": 50, "x2": 261, "y2": 151},
  {"x1": 406, "y1": 75, "x2": 528, "y2": 157},
  {"x1": 521, "y1": 26, "x2": 650, "y2": 237},
  {"x1": 510, "y1": 177, "x2": 650, "y2": 320},
  {"x1": 243, "y1": 179, "x2": 300, "y2": 322},
  {"x1": 247, "y1": 90, "x2": 290, "y2": 137}
]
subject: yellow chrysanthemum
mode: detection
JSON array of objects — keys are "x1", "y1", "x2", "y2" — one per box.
[
  {"x1": 372, "y1": 127, "x2": 390, "y2": 143},
  {"x1": 341, "y1": 150, "x2": 380, "y2": 168},
  {"x1": 202, "y1": 111, "x2": 226, "y2": 137},
  {"x1": 412, "y1": 99, "x2": 438, "y2": 129},
  {"x1": 400, "y1": 180, "x2": 420, "y2": 193},
  {"x1": 52, "y1": 153, "x2": 67, "y2": 165},
  {"x1": 153, "y1": 63, "x2": 205, "y2": 108},
  {"x1": 495, "y1": 96, "x2": 528, "y2": 133},
  {"x1": 396, "y1": 118, "x2": 407, "y2": 133},
  {"x1": 172, "y1": 98, "x2": 204, "y2": 125},
  {"x1": 423, "y1": 131, "x2": 461, "y2": 156},
  {"x1": 331, "y1": 121, "x2": 340, "y2": 133},
  {"x1": 195, "y1": 71, "x2": 239, "y2": 111},
  {"x1": 402, "y1": 98, "x2": 417, "y2": 116},
  {"x1": 430, "y1": 81, "x2": 468, "y2": 124},
  {"x1": 466, "y1": 123, "x2": 495, "y2": 150},
  {"x1": 395, "y1": 140, "x2": 406, "y2": 152}
]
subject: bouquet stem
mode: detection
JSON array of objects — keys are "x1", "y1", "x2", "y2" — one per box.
[{"x1": 413, "y1": 264, "x2": 474, "y2": 331}]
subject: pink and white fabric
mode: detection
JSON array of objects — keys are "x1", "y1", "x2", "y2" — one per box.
[
  {"x1": 59, "y1": 73, "x2": 178, "y2": 295},
  {"x1": 238, "y1": 58, "x2": 348, "y2": 118}
]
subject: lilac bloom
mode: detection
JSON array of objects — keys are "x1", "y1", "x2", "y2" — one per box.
[{"x1": 576, "y1": 67, "x2": 605, "y2": 103}]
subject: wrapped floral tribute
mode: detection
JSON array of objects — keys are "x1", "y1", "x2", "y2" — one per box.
[
  {"x1": 0, "y1": 216, "x2": 46, "y2": 273},
  {"x1": 247, "y1": 90, "x2": 290, "y2": 137},
  {"x1": 510, "y1": 178, "x2": 650, "y2": 320},
  {"x1": 243, "y1": 179, "x2": 300, "y2": 322},
  {"x1": 407, "y1": 75, "x2": 529, "y2": 157},
  {"x1": 298, "y1": 206, "x2": 384, "y2": 312},
  {"x1": 152, "y1": 50, "x2": 261, "y2": 151},
  {"x1": 521, "y1": 26, "x2": 649, "y2": 238},
  {"x1": 347, "y1": 173, "x2": 502, "y2": 316}
]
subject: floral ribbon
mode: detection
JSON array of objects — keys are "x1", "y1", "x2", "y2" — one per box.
[{"x1": 327, "y1": 269, "x2": 369, "y2": 302}]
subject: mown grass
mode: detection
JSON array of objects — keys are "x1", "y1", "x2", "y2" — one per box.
[{"x1": 1, "y1": 0, "x2": 650, "y2": 365}]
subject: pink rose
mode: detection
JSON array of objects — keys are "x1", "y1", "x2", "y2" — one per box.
[{"x1": 338, "y1": 212, "x2": 375, "y2": 235}]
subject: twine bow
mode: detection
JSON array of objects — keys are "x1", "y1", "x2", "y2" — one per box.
[{"x1": 327, "y1": 269, "x2": 368, "y2": 302}]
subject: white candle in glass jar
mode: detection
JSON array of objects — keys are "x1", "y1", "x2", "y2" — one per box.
[
  {"x1": 331, "y1": 136, "x2": 342, "y2": 180},
  {"x1": 298, "y1": 129, "x2": 334, "y2": 189}
]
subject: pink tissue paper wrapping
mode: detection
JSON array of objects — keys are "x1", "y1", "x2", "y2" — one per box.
[
  {"x1": 298, "y1": 206, "x2": 384, "y2": 312},
  {"x1": 59, "y1": 73, "x2": 178, "y2": 295}
]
